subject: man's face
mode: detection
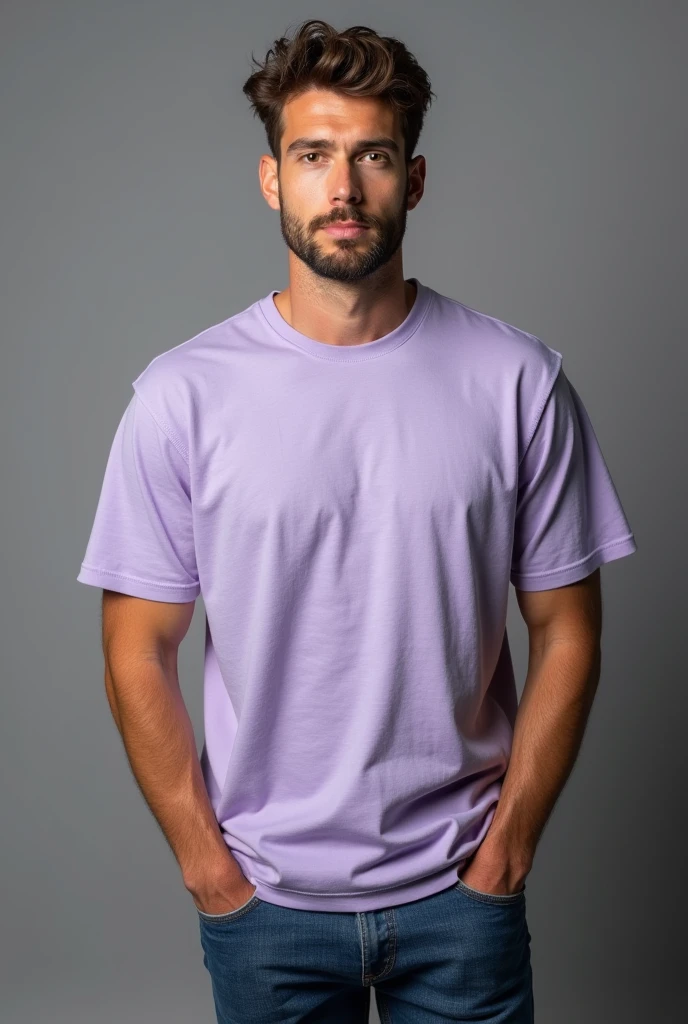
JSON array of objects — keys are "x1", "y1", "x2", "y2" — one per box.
[{"x1": 273, "y1": 89, "x2": 412, "y2": 283}]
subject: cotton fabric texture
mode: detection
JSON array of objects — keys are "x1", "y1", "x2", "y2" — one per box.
[{"x1": 77, "y1": 278, "x2": 637, "y2": 912}]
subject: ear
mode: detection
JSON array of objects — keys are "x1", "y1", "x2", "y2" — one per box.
[{"x1": 259, "y1": 153, "x2": 281, "y2": 211}]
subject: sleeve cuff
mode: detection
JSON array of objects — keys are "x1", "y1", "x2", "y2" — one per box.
[
  {"x1": 510, "y1": 534, "x2": 637, "y2": 591},
  {"x1": 77, "y1": 564, "x2": 200, "y2": 603}
]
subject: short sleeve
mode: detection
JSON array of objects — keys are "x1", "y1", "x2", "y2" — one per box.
[
  {"x1": 76, "y1": 392, "x2": 201, "y2": 602},
  {"x1": 510, "y1": 366, "x2": 637, "y2": 590}
]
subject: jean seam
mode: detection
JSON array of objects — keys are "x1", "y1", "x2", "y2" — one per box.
[
  {"x1": 197, "y1": 894, "x2": 261, "y2": 921},
  {"x1": 453, "y1": 879, "x2": 525, "y2": 905}
]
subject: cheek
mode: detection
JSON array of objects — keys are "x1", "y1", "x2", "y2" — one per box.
[{"x1": 285, "y1": 171, "x2": 329, "y2": 204}]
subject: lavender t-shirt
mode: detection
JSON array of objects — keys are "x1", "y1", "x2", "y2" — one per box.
[{"x1": 77, "y1": 278, "x2": 637, "y2": 911}]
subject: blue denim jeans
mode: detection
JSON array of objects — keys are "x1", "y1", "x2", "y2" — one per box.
[{"x1": 197, "y1": 875, "x2": 534, "y2": 1022}]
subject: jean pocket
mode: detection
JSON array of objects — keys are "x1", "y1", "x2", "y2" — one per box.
[
  {"x1": 453, "y1": 876, "x2": 526, "y2": 905},
  {"x1": 196, "y1": 892, "x2": 261, "y2": 923}
]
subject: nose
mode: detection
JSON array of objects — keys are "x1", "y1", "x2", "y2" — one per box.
[{"x1": 330, "y1": 162, "x2": 362, "y2": 207}]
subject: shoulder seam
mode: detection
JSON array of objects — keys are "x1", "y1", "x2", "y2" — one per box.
[
  {"x1": 132, "y1": 386, "x2": 190, "y2": 463},
  {"x1": 517, "y1": 355, "x2": 564, "y2": 469},
  {"x1": 438, "y1": 294, "x2": 565, "y2": 469}
]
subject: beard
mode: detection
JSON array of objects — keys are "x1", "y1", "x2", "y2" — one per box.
[{"x1": 277, "y1": 177, "x2": 409, "y2": 283}]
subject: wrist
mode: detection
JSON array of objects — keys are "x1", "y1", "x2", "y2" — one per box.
[
  {"x1": 182, "y1": 844, "x2": 241, "y2": 896},
  {"x1": 478, "y1": 827, "x2": 534, "y2": 876},
  {"x1": 184, "y1": 861, "x2": 244, "y2": 898}
]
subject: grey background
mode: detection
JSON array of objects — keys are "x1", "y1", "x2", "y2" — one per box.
[{"x1": 2, "y1": 1, "x2": 684, "y2": 1021}]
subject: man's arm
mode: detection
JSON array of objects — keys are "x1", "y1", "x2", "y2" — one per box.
[
  {"x1": 462, "y1": 568, "x2": 603, "y2": 893},
  {"x1": 100, "y1": 590, "x2": 255, "y2": 912}
]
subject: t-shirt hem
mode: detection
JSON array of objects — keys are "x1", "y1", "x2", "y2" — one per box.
[
  {"x1": 510, "y1": 533, "x2": 637, "y2": 591},
  {"x1": 246, "y1": 862, "x2": 467, "y2": 913},
  {"x1": 77, "y1": 564, "x2": 200, "y2": 602}
]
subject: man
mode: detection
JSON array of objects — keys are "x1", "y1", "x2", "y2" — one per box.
[{"x1": 77, "y1": 18, "x2": 637, "y2": 1023}]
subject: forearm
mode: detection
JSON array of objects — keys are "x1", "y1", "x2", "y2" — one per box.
[
  {"x1": 104, "y1": 657, "x2": 241, "y2": 892},
  {"x1": 485, "y1": 636, "x2": 602, "y2": 870}
]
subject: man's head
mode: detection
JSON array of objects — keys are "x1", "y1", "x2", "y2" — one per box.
[{"x1": 243, "y1": 20, "x2": 435, "y2": 283}]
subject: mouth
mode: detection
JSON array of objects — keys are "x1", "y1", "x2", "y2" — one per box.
[{"x1": 322, "y1": 222, "x2": 370, "y2": 239}]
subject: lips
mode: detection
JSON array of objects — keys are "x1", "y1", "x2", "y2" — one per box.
[{"x1": 323, "y1": 222, "x2": 370, "y2": 238}]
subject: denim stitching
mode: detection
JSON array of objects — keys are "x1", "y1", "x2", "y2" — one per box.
[
  {"x1": 196, "y1": 894, "x2": 261, "y2": 922},
  {"x1": 356, "y1": 912, "x2": 370, "y2": 987},
  {"x1": 453, "y1": 878, "x2": 525, "y2": 905}
]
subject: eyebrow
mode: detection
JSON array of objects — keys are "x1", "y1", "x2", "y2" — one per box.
[{"x1": 285, "y1": 136, "x2": 400, "y2": 156}]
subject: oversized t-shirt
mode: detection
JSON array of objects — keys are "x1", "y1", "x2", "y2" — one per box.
[{"x1": 76, "y1": 277, "x2": 637, "y2": 912}]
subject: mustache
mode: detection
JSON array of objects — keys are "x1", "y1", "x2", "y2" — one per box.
[{"x1": 318, "y1": 212, "x2": 373, "y2": 228}]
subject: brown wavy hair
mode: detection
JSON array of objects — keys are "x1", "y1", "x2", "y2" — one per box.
[{"x1": 242, "y1": 19, "x2": 436, "y2": 168}]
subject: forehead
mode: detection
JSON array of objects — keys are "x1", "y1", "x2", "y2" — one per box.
[{"x1": 281, "y1": 89, "x2": 399, "y2": 140}]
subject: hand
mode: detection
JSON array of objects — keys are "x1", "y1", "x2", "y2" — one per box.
[
  {"x1": 189, "y1": 870, "x2": 257, "y2": 916},
  {"x1": 458, "y1": 845, "x2": 529, "y2": 897}
]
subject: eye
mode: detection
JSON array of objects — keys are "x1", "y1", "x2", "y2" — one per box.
[{"x1": 299, "y1": 152, "x2": 389, "y2": 164}]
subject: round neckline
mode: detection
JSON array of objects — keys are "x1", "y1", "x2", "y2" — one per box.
[{"x1": 257, "y1": 277, "x2": 433, "y2": 362}]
